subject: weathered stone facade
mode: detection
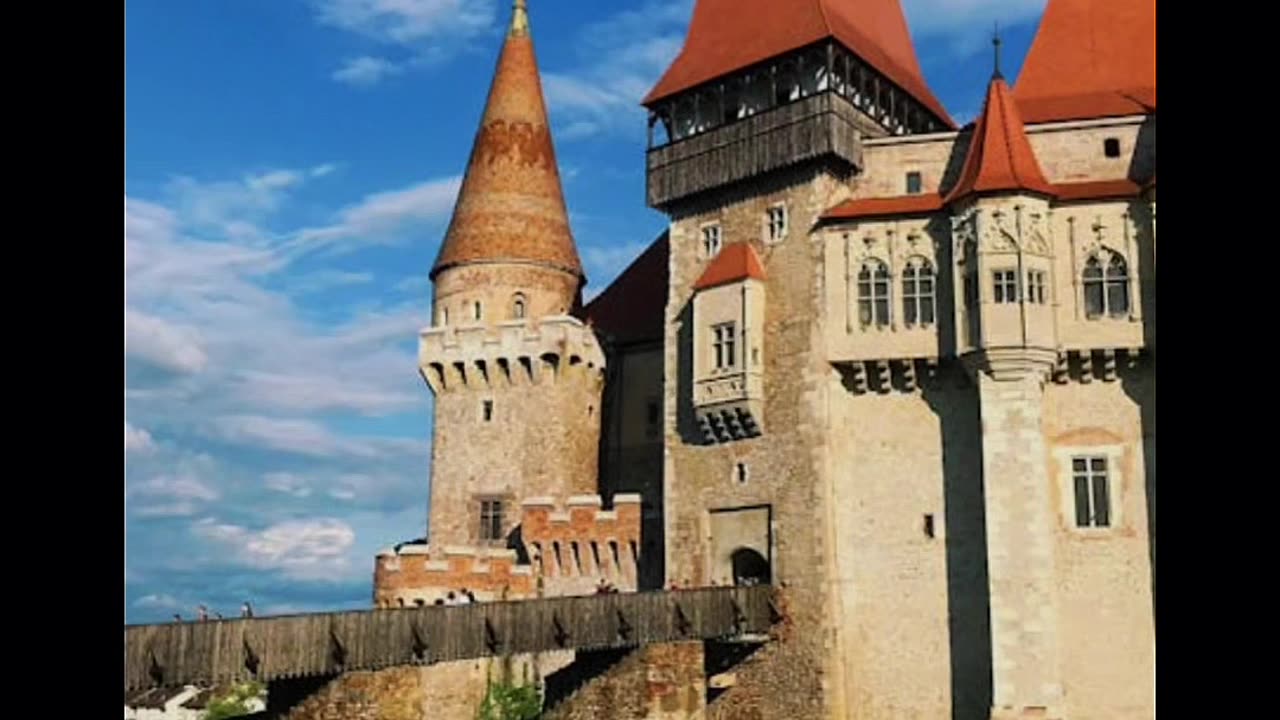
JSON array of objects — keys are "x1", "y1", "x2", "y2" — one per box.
[{"x1": 357, "y1": 1, "x2": 1154, "y2": 718}]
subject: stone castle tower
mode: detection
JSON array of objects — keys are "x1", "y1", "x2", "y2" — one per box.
[{"x1": 374, "y1": 0, "x2": 639, "y2": 608}]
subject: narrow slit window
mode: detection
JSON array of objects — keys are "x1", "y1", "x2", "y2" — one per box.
[
  {"x1": 1027, "y1": 270, "x2": 1047, "y2": 304},
  {"x1": 482, "y1": 399, "x2": 493, "y2": 422},
  {"x1": 702, "y1": 225, "x2": 723, "y2": 258},
  {"x1": 479, "y1": 499, "x2": 504, "y2": 541}
]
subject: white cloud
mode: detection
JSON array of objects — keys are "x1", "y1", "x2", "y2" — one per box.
[
  {"x1": 333, "y1": 56, "x2": 403, "y2": 87},
  {"x1": 134, "y1": 593, "x2": 182, "y2": 610},
  {"x1": 130, "y1": 474, "x2": 219, "y2": 518},
  {"x1": 192, "y1": 517, "x2": 358, "y2": 581},
  {"x1": 313, "y1": 0, "x2": 497, "y2": 45},
  {"x1": 310, "y1": 163, "x2": 338, "y2": 178},
  {"x1": 213, "y1": 415, "x2": 418, "y2": 459},
  {"x1": 291, "y1": 176, "x2": 461, "y2": 255},
  {"x1": 126, "y1": 310, "x2": 209, "y2": 375},
  {"x1": 133, "y1": 475, "x2": 219, "y2": 502},
  {"x1": 126, "y1": 421, "x2": 156, "y2": 454},
  {"x1": 541, "y1": 1, "x2": 692, "y2": 140},
  {"x1": 264, "y1": 472, "x2": 313, "y2": 498}
]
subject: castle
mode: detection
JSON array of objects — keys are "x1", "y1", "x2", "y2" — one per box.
[{"x1": 373, "y1": 0, "x2": 1156, "y2": 717}]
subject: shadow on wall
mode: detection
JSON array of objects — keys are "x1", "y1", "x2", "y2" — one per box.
[
  {"x1": 1122, "y1": 198, "x2": 1156, "y2": 623},
  {"x1": 1127, "y1": 115, "x2": 1156, "y2": 183},
  {"x1": 674, "y1": 299, "x2": 701, "y2": 446},
  {"x1": 922, "y1": 368, "x2": 993, "y2": 720}
]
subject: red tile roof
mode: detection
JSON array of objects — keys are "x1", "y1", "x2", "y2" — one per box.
[
  {"x1": 822, "y1": 194, "x2": 943, "y2": 220},
  {"x1": 692, "y1": 242, "x2": 767, "y2": 291},
  {"x1": 1014, "y1": 0, "x2": 1156, "y2": 124},
  {"x1": 643, "y1": 0, "x2": 953, "y2": 128},
  {"x1": 823, "y1": 179, "x2": 1146, "y2": 221},
  {"x1": 431, "y1": 2, "x2": 583, "y2": 281},
  {"x1": 1053, "y1": 179, "x2": 1143, "y2": 201},
  {"x1": 583, "y1": 232, "x2": 669, "y2": 346},
  {"x1": 944, "y1": 76, "x2": 1055, "y2": 204}
]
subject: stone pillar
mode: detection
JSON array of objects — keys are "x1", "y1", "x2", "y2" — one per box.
[{"x1": 975, "y1": 370, "x2": 1064, "y2": 720}]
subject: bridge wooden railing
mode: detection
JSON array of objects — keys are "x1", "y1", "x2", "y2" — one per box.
[{"x1": 125, "y1": 585, "x2": 777, "y2": 691}]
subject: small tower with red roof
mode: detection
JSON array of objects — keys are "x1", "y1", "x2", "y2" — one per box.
[{"x1": 947, "y1": 37, "x2": 1060, "y2": 374}]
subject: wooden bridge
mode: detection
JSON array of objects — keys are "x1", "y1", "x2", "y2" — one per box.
[{"x1": 125, "y1": 586, "x2": 777, "y2": 691}]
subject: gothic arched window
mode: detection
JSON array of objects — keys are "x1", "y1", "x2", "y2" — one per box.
[
  {"x1": 902, "y1": 257, "x2": 936, "y2": 328},
  {"x1": 857, "y1": 259, "x2": 892, "y2": 328},
  {"x1": 1083, "y1": 254, "x2": 1130, "y2": 319}
]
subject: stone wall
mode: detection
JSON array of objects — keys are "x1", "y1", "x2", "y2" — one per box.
[
  {"x1": 662, "y1": 163, "x2": 852, "y2": 718},
  {"x1": 1043, "y1": 372, "x2": 1156, "y2": 720},
  {"x1": 599, "y1": 343, "x2": 666, "y2": 589},
  {"x1": 826, "y1": 370, "x2": 989, "y2": 719},
  {"x1": 271, "y1": 661, "x2": 487, "y2": 720},
  {"x1": 374, "y1": 494, "x2": 642, "y2": 604},
  {"x1": 522, "y1": 494, "x2": 642, "y2": 595},
  {"x1": 543, "y1": 642, "x2": 706, "y2": 720},
  {"x1": 420, "y1": 317, "x2": 606, "y2": 549},
  {"x1": 373, "y1": 545, "x2": 534, "y2": 607}
]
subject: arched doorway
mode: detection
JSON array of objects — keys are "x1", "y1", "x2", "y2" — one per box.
[{"x1": 730, "y1": 547, "x2": 770, "y2": 586}]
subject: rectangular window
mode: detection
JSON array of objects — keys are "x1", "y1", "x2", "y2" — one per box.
[
  {"x1": 482, "y1": 399, "x2": 493, "y2": 422},
  {"x1": 712, "y1": 322, "x2": 737, "y2": 370},
  {"x1": 905, "y1": 171, "x2": 922, "y2": 195},
  {"x1": 1027, "y1": 270, "x2": 1047, "y2": 304},
  {"x1": 701, "y1": 224, "x2": 722, "y2": 258},
  {"x1": 766, "y1": 206, "x2": 788, "y2": 242},
  {"x1": 1071, "y1": 457, "x2": 1111, "y2": 528},
  {"x1": 479, "y1": 499, "x2": 504, "y2": 541},
  {"x1": 993, "y1": 270, "x2": 1019, "y2": 303}
]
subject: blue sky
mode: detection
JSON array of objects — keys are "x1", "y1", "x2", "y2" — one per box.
[{"x1": 124, "y1": 0, "x2": 1048, "y2": 623}]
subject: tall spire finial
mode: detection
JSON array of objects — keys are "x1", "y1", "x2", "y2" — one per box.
[
  {"x1": 992, "y1": 22, "x2": 1004, "y2": 80},
  {"x1": 510, "y1": 0, "x2": 530, "y2": 37}
]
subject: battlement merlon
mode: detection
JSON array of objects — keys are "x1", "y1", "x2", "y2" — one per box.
[
  {"x1": 520, "y1": 494, "x2": 642, "y2": 591},
  {"x1": 418, "y1": 316, "x2": 608, "y2": 395},
  {"x1": 373, "y1": 544, "x2": 535, "y2": 607}
]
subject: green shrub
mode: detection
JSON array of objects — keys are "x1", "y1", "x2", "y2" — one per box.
[
  {"x1": 476, "y1": 679, "x2": 541, "y2": 720},
  {"x1": 203, "y1": 681, "x2": 264, "y2": 720}
]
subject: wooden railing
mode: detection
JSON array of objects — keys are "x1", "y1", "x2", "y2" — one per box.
[{"x1": 124, "y1": 586, "x2": 777, "y2": 691}]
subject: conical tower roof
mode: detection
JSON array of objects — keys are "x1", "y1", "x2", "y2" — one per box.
[
  {"x1": 431, "y1": 0, "x2": 583, "y2": 282},
  {"x1": 945, "y1": 74, "x2": 1055, "y2": 204},
  {"x1": 643, "y1": 0, "x2": 953, "y2": 128}
]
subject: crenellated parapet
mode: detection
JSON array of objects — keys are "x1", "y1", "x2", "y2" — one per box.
[
  {"x1": 418, "y1": 316, "x2": 607, "y2": 395},
  {"x1": 373, "y1": 544, "x2": 535, "y2": 608},
  {"x1": 521, "y1": 494, "x2": 642, "y2": 597},
  {"x1": 373, "y1": 493, "x2": 643, "y2": 607}
]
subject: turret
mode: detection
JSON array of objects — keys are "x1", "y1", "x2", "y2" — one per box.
[
  {"x1": 414, "y1": 0, "x2": 607, "y2": 564},
  {"x1": 947, "y1": 63, "x2": 1059, "y2": 380},
  {"x1": 430, "y1": 0, "x2": 585, "y2": 326}
]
